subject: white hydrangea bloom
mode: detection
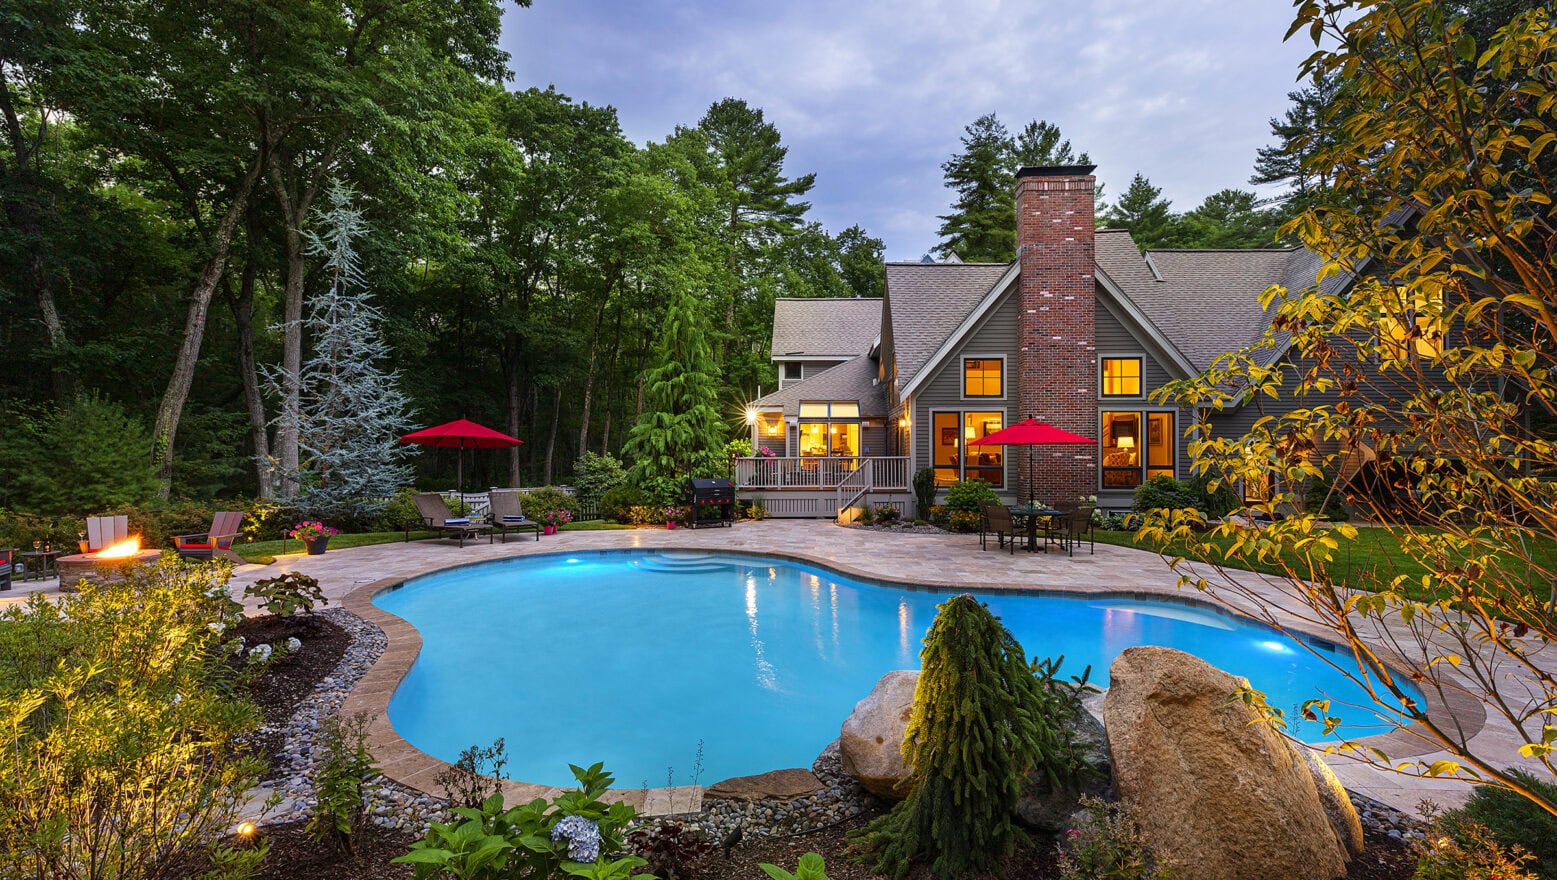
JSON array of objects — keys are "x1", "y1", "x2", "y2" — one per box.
[
  {"x1": 208, "y1": 621, "x2": 226, "y2": 635},
  {"x1": 286, "y1": 637, "x2": 302, "y2": 652},
  {"x1": 249, "y1": 643, "x2": 272, "y2": 662}
]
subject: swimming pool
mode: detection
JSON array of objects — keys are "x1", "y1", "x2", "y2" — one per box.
[{"x1": 374, "y1": 550, "x2": 1410, "y2": 788}]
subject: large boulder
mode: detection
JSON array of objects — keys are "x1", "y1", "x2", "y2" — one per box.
[
  {"x1": 1104, "y1": 646, "x2": 1352, "y2": 880},
  {"x1": 705, "y1": 768, "x2": 823, "y2": 802},
  {"x1": 1301, "y1": 748, "x2": 1366, "y2": 857},
  {"x1": 839, "y1": 670, "x2": 918, "y2": 799},
  {"x1": 1016, "y1": 687, "x2": 1113, "y2": 831}
]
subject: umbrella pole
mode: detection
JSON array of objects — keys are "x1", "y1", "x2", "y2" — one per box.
[{"x1": 457, "y1": 445, "x2": 464, "y2": 497}]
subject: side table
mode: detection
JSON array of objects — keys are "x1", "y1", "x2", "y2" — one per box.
[{"x1": 20, "y1": 550, "x2": 63, "y2": 582}]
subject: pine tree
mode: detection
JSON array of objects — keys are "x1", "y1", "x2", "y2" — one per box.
[
  {"x1": 1177, "y1": 188, "x2": 1283, "y2": 248},
  {"x1": 1249, "y1": 73, "x2": 1341, "y2": 214},
  {"x1": 934, "y1": 114, "x2": 1016, "y2": 262},
  {"x1": 266, "y1": 181, "x2": 415, "y2": 520},
  {"x1": 1012, "y1": 119, "x2": 1089, "y2": 168},
  {"x1": 623, "y1": 287, "x2": 726, "y2": 502},
  {"x1": 1100, "y1": 173, "x2": 1180, "y2": 251},
  {"x1": 851, "y1": 594, "x2": 1085, "y2": 880}
]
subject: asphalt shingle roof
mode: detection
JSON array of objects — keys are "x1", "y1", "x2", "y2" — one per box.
[
  {"x1": 770, "y1": 298, "x2": 884, "y2": 359},
  {"x1": 884, "y1": 261, "x2": 1012, "y2": 389},
  {"x1": 751, "y1": 353, "x2": 887, "y2": 417}
]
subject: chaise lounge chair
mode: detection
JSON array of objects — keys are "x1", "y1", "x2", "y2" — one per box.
[
  {"x1": 409, "y1": 493, "x2": 492, "y2": 547},
  {"x1": 487, "y1": 490, "x2": 542, "y2": 543},
  {"x1": 174, "y1": 511, "x2": 244, "y2": 560}
]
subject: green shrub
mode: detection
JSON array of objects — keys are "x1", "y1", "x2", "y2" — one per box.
[
  {"x1": 396, "y1": 762, "x2": 642, "y2": 880},
  {"x1": 851, "y1": 595, "x2": 1088, "y2": 879},
  {"x1": 1132, "y1": 475, "x2": 1199, "y2": 513},
  {"x1": 308, "y1": 712, "x2": 378, "y2": 856},
  {"x1": 855, "y1": 505, "x2": 875, "y2": 525},
  {"x1": 1056, "y1": 796, "x2": 1177, "y2": 879},
  {"x1": 943, "y1": 478, "x2": 998, "y2": 514},
  {"x1": 1186, "y1": 470, "x2": 1240, "y2": 519},
  {"x1": 600, "y1": 485, "x2": 648, "y2": 523},
  {"x1": 244, "y1": 572, "x2": 326, "y2": 617},
  {"x1": 946, "y1": 509, "x2": 982, "y2": 533},
  {"x1": 374, "y1": 488, "x2": 426, "y2": 532},
  {"x1": 1414, "y1": 802, "x2": 1539, "y2": 880},
  {"x1": 434, "y1": 738, "x2": 509, "y2": 810},
  {"x1": 1301, "y1": 473, "x2": 1350, "y2": 521},
  {"x1": 626, "y1": 505, "x2": 659, "y2": 527},
  {"x1": 519, "y1": 486, "x2": 580, "y2": 521},
  {"x1": 912, "y1": 468, "x2": 937, "y2": 520},
  {"x1": 0, "y1": 393, "x2": 159, "y2": 515},
  {"x1": 873, "y1": 504, "x2": 901, "y2": 524},
  {"x1": 0, "y1": 557, "x2": 264, "y2": 880},
  {"x1": 573, "y1": 452, "x2": 628, "y2": 504},
  {"x1": 1453, "y1": 771, "x2": 1557, "y2": 879}
]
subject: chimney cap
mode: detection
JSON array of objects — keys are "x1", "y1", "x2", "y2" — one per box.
[{"x1": 1016, "y1": 164, "x2": 1097, "y2": 179}]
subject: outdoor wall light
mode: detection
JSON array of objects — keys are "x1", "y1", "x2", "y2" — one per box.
[{"x1": 744, "y1": 408, "x2": 757, "y2": 424}]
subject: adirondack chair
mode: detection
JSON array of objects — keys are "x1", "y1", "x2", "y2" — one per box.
[
  {"x1": 80, "y1": 515, "x2": 129, "y2": 553},
  {"x1": 0, "y1": 547, "x2": 12, "y2": 591},
  {"x1": 174, "y1": 511, "x2": 245, "y2": 560}
]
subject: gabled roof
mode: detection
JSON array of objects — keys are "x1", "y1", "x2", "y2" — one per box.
[
  {"x1": 1097, "y1": 229, "x2": 1299, "y2": 372},
  {"x1": 750, "y1": 353, "x2": 887, "y2": 417},
  {"x1": 770, "y1": 298, "x2": 883, "y2": 359},
  {"x1": 883, "y1": 261, "x2": 1012, "y2": 390}
]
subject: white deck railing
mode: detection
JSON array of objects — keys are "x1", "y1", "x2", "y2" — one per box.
[{"x1": 733, "y1": 456, "x2": 911, "y2": 491}]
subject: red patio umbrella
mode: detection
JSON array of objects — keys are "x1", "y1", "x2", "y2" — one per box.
[
  {"x1": 968, "y1": 418, "x2": 1094, "y2": 504},
  {"x1": 400, "y1": 419, "x2": 522, "y2": 495}
]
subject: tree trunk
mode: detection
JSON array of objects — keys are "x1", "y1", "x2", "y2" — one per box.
[
  {"x1": 505, "y1": 336, "x2": 522, "y2": 487},
  {"x1": 0, "y1": 69, "x2": 72, "y2": 400},
  {"x1": 151, "y1": 156, "x2": 267, "y2": 496},
  {"x1": 224, "y1": 247, "x2": 273, "y2": 498},
  {"x1": 543, "y1": 385, "x2": 562, "y2": 485},
  {"x1": 267, "y1": 161, "x2": 331, "y2": 499},
  {"x1": 575, "y1": 289, "x2": 611, "y2": 459},
  {"x1": 601, "y1": 302, "x2": 623, "y2": 453}
]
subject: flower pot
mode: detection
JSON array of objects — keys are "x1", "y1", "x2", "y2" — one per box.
[
  {"x1": 542, "y1": 525, "x2": 557, "y2": 536},
  {"x1": 666, "y1": 521, "x2": 678, "y2": 530},
  {"x1": 305, "y1": 536, "x2": 330, "y2": 555}
]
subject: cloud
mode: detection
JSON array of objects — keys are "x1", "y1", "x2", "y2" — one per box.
[{"x1": 502, "y1": 0, "x2": 1313, "y2": 259}]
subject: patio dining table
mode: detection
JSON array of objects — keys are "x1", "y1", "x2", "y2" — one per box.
[{"x1": 1007, "y1": 504, "x2": 1064, "y2": 552}]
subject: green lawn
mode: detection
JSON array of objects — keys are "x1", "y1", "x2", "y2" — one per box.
[
  {"x1": 1093, "y1": 526, "x2": 1557, "y2": 599},
  {"x1": 235, "y1": 520, "x2": 637, "y2": 564}
]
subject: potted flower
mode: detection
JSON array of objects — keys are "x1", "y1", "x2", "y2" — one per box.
[
  {"x1": 537, "y1": 509, "x2": 572, "y2": 535},
  {"x1": 662, "y1": 505, "x2": 687, "y2": 530},
  {"x1": 289, "y1": 521, "x2": 339, "y2": 555}
]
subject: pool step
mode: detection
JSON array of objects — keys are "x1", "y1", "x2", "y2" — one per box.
[{"x1": 633, "y1": 552, "x2": 732, "y2": 574}]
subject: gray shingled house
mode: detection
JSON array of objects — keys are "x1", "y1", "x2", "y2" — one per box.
[{"x1": 736, "y1": 165, "x2": 1377, "y2": 518}]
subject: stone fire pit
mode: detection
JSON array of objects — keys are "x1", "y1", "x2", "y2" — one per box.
[{"x1": 56, "y1": 549, "x2": 164, "y2": 591}]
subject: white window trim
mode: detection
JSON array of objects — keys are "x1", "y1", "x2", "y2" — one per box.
[
  {"x1": 929, "y1": 406, "x2": 1010, "y2": 488},
  {"x1": 959, "y1": 353, "x2": 1008, "y2": 402},
  {"x1": 1099, "y1": 354, "x2": 1147, "y2": 400},
  {"x1": 1098, "y1": 407, "x2": 1178, "y2": 491}
]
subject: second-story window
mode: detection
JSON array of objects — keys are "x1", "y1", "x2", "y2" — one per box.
[
  {"x1": 963, "y1": 358, "x2": 1003, "y2": 397},
  {"x1": 1101, "y1": 357, "x2": 1143, "y2": 397}
]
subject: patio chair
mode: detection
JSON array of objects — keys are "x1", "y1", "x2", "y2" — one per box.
[
  {"x1": 81, "y1": 515, "x2": 129, "y2": 553},
  {"x1": 410, "y1": 493, "x2": 491, "y2": 547},
  {"x1": 487, "y1": 490, "x2": 542, "y2": 543},
  {"x1": 173, "y1": 511, "x2": 244, "y2": 560},
  {"x1": 980, "y1": 503, "x2": 1015, "y2": 554},
  {"x1": 1055, "y1": 504, "x2": 1096, "y2": 557},
  {"x1": 0, "y1": 548, "x2": 11, "y2": 591}
]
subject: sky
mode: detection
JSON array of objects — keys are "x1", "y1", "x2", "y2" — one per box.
[{"x1": 500, "y1": 1, "x2": 1317, "y2": 261}]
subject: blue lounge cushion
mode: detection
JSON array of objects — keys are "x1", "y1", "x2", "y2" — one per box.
[
  {"x1": 501, "y1": 515, "x2": 527, "y2": 522},
  {"x1": 444, "y1": 518, "x2": 470, "y2": 525}
]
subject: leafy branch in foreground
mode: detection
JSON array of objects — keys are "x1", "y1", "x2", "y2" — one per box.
[{"x1": 1138, "y1": 0, "x2": 1557, "y2": 816}]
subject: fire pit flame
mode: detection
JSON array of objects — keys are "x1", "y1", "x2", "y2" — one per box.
[{"x1": 96, "y1": 536, "x2": 142, "y2": 559}]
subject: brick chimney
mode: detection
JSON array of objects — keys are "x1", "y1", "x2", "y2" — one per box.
[{"x1": 1015, "y1": 165, "x2": 1098, "y2": 505}]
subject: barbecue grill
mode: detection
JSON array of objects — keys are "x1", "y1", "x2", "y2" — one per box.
[{"x1": 684, "y1": 477, "x2": 735, "y2": 529}]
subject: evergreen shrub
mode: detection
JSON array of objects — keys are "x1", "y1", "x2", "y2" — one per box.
[
  {"x1": 573, "y1": 452, "x2": 628, "y2": 504},
  {"x1": 518, "y1": 487, "x2": 581, "y2": 521},
  {"x1": 912, "y1": 468, "x2": 937, "y2": 521},
  {"x1": 0, "y1": 393, "x2": 159, "y2": 516},
  {"x1": 599, "y1": 485, "x2": 648, "y2": 523},
  {"x1": 1131, "y1": 476, "x2": 1199, "y2": 513},
  {"x1": 1453, "y1": 771, "x2": 1557, "y2": 879},
  {"x1": 851, "y1": 594, "x2": 1086, "y2": 879},
  {"x1": 943, "y1": 479, "x2": 998, "y2": 514}
]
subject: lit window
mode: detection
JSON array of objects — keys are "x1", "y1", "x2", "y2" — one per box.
[
  {"x1": 799, "y1": 402, "x2": 830, "y2": 418},
  {"x1": 963, "y1": 358, "x2": 1003, "y2": 398},
  {"x1": 1101, "y1": 358, "x2": 1143, "y2": 397},
  {"x1": 1378, "y1": 289, "x2": 1445, "y2": 360},
  {"x1": 1101, "y1": 411, "x2": 1174, "y2": 489},
  {"x1": 931, "y1": 410, "x2": 1004, "y2": 487}
]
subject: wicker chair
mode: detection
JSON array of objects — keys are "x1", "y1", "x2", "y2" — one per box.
[
  {"x1": 1055, "y1": 504, "x2": 1096, "y2": 557},
  {"x1": 980, "y1": 502, "x2": 1016, "y2": 554}
]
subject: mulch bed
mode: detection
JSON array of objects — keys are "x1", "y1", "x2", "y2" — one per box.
[
  {"x1": 230, "y1": 613, "x2": 350, "y2": 774},
  {"x1": 244, "y1": 820, "x2": 417, "y2": 880}
]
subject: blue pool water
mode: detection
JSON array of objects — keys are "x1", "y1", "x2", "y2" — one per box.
[{"x1": 375, "y1": 550, "x2": 1410, "y2": 788}]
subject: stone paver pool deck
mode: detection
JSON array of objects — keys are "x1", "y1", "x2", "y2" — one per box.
[{"x1": 8, "y1": 520, "x2": 1543, "y2": 817}]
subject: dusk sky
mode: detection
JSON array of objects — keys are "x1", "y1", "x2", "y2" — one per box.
[{"x1": 500, "y1": 1, "x2": 1317, "y2": 261}]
